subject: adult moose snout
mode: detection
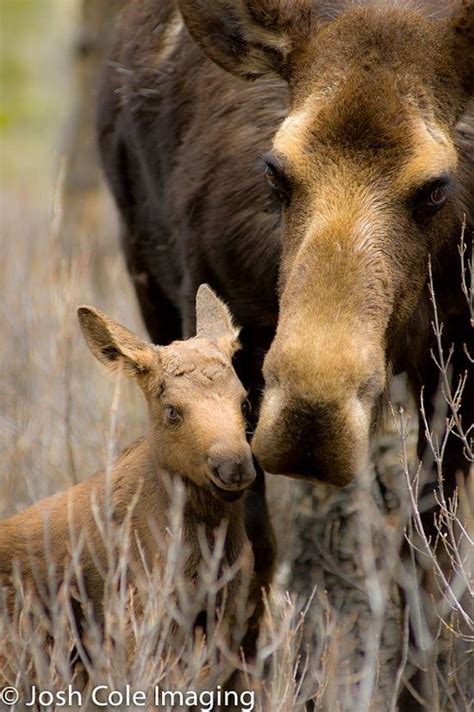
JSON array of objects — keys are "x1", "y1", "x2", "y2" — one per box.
[{"x1": 252, "y1": 332, "x2": 386, "y2": 487}]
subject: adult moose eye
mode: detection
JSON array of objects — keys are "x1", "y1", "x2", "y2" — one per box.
[
  {"x1": 412, "y1": 177, "x2": 450, "y2": 221},
  {"x1": 264, "y1": 158, "x2": 292, "y2": 205},
  {"x1": 164, "y1": 405, "x2": 182, "y2": 425},
  {"x1": 428, "y1": 183, "x2": 449, "y2": 207}
]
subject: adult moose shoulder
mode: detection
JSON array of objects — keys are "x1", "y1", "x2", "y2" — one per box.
[{"x1": 98, "y1": 0, "x2": 473, "y2": 530}]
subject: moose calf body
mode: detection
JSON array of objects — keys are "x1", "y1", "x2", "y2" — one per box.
[{"x1": 0, "y1": 285, "x2": 256, "y2": 681}]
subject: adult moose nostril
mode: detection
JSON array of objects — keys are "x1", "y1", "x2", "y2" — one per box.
[{"x1": 254, "y1": 396, "x2": 364, "y2": 486}]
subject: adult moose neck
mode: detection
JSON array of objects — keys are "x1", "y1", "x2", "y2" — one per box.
[{"x1": 178, "y1": 0, "x2": 474, "y2": 485}]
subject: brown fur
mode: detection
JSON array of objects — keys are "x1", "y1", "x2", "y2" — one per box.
[{"x1": 0, "y1": 286, "x2": 256, "y2": 675}]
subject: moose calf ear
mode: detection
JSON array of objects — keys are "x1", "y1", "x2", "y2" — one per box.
[
  {"x1": 195, "y1": 285, "x2": 240, "y2": 357},
  {"x1": 178, "y1": 0, "x2": 314, "y2": 79},
  {"x1": 77, "y1": 306, "x2": 157, "y2": 377}
]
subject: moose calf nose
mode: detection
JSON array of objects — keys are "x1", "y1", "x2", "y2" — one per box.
[{"x1": 208, "y1": 452, "x2": 256, "y2": 489}]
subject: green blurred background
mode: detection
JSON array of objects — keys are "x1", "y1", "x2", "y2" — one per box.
[{"x1": 1, "y1": 0, "x2": 76, "y2": 190}]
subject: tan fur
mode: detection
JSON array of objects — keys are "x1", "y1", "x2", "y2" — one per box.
[{"x1": 0, "y1": 285, "x2": 256, "y2": 673}]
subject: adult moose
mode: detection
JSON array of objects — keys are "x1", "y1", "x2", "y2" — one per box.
[
  {"x1": 99, "y1": 0, "x2": 472, "y2": 480},
  {"x1": 98, "y1": 0, "x2": 473, "y2": 669}
]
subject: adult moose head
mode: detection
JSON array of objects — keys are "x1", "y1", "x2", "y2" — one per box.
[{"x1": 178, "y1": 0, "x2": 474, "y2": 486}]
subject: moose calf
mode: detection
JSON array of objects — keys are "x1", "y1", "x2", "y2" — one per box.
[{"x1": 0, "y1": 285, "x2": 257, "y2": 681}]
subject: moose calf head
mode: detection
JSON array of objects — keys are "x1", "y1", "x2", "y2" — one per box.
[
  {"x1": 179, "y1": 0, "x2": 473, "y2": 485},
  {"x1": 78, "y1": 285, "x2": 255, "y2": 501}
]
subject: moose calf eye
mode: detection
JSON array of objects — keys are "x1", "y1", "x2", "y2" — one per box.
[
  {"x1": 164, "y1": 405, "x2": 181, "y2": 425},
  {"x1": 241, "y1": 398, "x2": 252, "y2": 419},
  {"x1": 264, "y1": 160, "x2": 292, "y2": 205},
  {"x1": 264, "y1": 164, "x2": 280, "y2": 190}
]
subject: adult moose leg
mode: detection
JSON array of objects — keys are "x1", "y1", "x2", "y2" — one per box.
[
  {"x1": 237, "y1": 326, "x2": 278, "y2": 657},
  {"x1": 121, "y1": 225, "x2": 182, "y2": 345},
  {"x1": 98, "y1": 114, "x2": 183, "y2": 345}
]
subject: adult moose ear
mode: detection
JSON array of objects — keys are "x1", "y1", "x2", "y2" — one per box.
[
  {"x1": 195, "y1": 284, "x2": 240, "y2": 358},
  {"x1": 178, "y1": 0, "x2": 315, "y2": 79},
  {"x1": 450, "y1": 0, "x2": 473, "y2": 98},
  {"x1": 77, "y1": 306, "x2": 157, "y2": 377}
]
